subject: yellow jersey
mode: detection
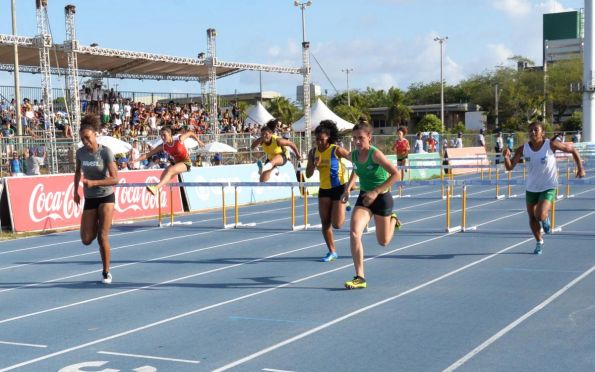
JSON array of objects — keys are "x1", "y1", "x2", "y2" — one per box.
[
  {"x1": 262, "y1": 135, "x2": 287, "y2": 161},
  {"x1": 315, "y1": 144, "x2": 346, "y2": 189}
]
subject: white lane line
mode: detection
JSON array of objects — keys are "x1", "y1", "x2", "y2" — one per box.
[
  {"x1": 0, "y1": 230, "x2": 299, "y2": 323},
  {"x1": 0, "y1": 208, "x2": 318, "y2": 282},
  {"x1": 0, "y1": 232, "x2": 458, "y2": 371},
  {"x1": 0, "y1": 200, "x2": 313, "y2": 256},
  {"x1": 443, "y1": 263, "x2": 595, "y2": 372},
  {"x1": 262, "y1": 368, "x2": 296, "y2": 372},
  {"x1": 0, "y1": 228, "x2": 159, "y2": 256},
  {"x1": 97, "y1": 351, "x2": 200, "y2": 364},
  {"x1": 0, "y1": 340, "x2": 47, "y2": 348},
  {"x1": 211, "y1": 238, "x2": 533, "y2": 372},
  {"x1": 0, "y1": 200, "x2": 462, "y2": 322}
]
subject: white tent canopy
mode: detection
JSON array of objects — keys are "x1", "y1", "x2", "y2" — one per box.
[
  {"x1": 244, "y1": 101, "x2": 275, "y2": 127},
  {"x1": 292, "y1": 98, "x2": 355, "y2": 132}
]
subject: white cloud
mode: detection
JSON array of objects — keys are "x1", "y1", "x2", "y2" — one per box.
[
  {"x1": 487, "y1": 43, "x2": 515, "y2": 66},
  {"x1": 494, "y1": 0, "x2": 572, "y2": 18},
  {"x1": 536, "y1": 0, "x2": 571, "y2": 14},
  {"x1": 493, "y1": 0, "x2": 532, "y2": 18}
]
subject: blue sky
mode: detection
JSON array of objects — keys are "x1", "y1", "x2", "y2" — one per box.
[{"x1": 0, "y1": 0, "x2": 585, "y2": 101}]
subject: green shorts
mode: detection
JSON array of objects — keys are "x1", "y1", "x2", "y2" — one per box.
[{"x1": 526, "y1": 189, "x2": 556, "y2": 205}]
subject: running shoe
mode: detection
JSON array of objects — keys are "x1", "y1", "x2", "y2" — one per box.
[
  {"x1": 344, "y1": 276, "x2": 367, "y2": 289},
  {"x1": 321, "y1": 252, "x2": 338, "y2": 262},
  {"x1": 256, "y1": 159, "x2": 263, "y2": 172},
  {"x1": 534, "y1": 240, "x2": 544, "y2": 255},
  {"x1": 541, "y1": 216, "x2": 551, "y2": 234},
  {"x1": 101, "y1": 271, "x2": 112, "y2": 284},
  {"x1": 146, "y1": 185, "x2": 158, "y2": 196},
  {"x1": 391, "y1": 212, "x2": 402, "y2": 230},
  {"x1": 346, "y1": 201, "x2": 352, "y2": 212}
]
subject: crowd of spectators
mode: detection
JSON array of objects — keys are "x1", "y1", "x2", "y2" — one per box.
[{"x1": 0, "y1": 84, "x2": 299, "y2": 175}]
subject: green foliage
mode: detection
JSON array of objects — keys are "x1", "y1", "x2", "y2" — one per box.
[
  {"x1": 415, "y1": 114, "x2": 443, "y2": 132},
  {"x1": 317, "y1": 55, "x2": 579, "y2": 133},
  {"x1": 563, "y1": 111, "x2": 582, "y2": 131},
  {"x1": 332, "y1": 104, "x2": 365, "y2": 123},
  {"x1": 547, "y1": 58, "x2": 582, "y2": 124},
  {"x1": 405, "y1": 81, "x2": 441, "y2": 105},
  {"x1": 449, "y1": 122, "x2": 466, "y2": 134},
  {"x1": 82, "y1": 78, "x2": 104, "y2": 88},
  {"x1": 266, "y1": 97, "x2": 300, "y2": 125}
]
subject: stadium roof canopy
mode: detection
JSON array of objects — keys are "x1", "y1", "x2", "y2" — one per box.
[{"x1": 0, "y1": 34, "x2": 302, "y2": 82}]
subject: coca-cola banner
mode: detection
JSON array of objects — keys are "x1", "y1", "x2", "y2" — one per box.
[{"x1": 5, "y1": 170, "x2": 183, "y2": 232}]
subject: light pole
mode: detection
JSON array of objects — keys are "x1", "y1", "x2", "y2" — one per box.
[
  {"x1": 11, "y1": 0, "x2": 22, "y2": 138},
  {"x1": 295, "y1": 1, "x2": 312, "y2": 42},
  {"x1": 434, "y1": 36, "x2": 448, "y2": 129},
  {"x1": 342, "y1": 68, "x2": 353, "y2": 106},
  {"x1": 295, "y1": 0, "x2": 313, "y2": 151}
]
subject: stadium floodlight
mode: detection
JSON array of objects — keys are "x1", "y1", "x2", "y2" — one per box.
[
  {"x1": 434, "y1": 36, "x2": 448, "y2": 129},
  {"x1": 294, "y1": 1, "x2": 312, "y2": 42}
]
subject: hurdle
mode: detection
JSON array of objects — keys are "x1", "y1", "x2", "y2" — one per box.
[
  {"x1": 158, "y1": 184, "x2": 192, "y2": 227},
  {"x1": 292, "y1": 183, "x2": 313, "y2": 231},
  {"x1": 445, "y1": 183, "x2": 462, "y2": 232},
  {"x1": 222, "y1": 184, "x2": 257, "y2": 229},
  {"x1": 456, "y1": 178, "x2": 595, "y2": 234}
]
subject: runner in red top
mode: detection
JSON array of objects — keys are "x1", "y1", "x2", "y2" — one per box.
[
  {"x1": 393, "y1": 126, "x2": 410, "y2": 182},
  {"x1": 132, "y1": 127, "x2": 204, "y2": 196}
]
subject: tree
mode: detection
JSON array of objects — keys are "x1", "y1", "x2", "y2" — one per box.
[
  {"x1": 332, "y1": 104, "x2": 365, "y2": 123},
  {"x1": 386, "y1": 87, "x2": 411, "y2": 126},
  {"x1": 547, "y1": 58, "x2": 582, "y2": 124},
  {"x1": 404, "y1": 81, "x2": 441, "y2": 105},
  {"x1": 415, "y1": 114, "x2": 443, "y2": 132},
  {"x1": 266, "y1": 97, "x2": 300, "y2": 125},
  {"x1": 563, "y1": 111, "x2": 581, "y2": 131}
]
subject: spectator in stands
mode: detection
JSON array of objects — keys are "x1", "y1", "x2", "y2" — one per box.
[
  {"x1": 24, "y1": 147, "x2": 45, "y2": 175},
  {"x1": 101, "y1": 100, "x2": 111, "y2": 125},
  {"x1": 79, "y1": 85, "x2": 89, "y2": 113},
  {"x1": 1, "y1": 119, "x2": 15, "y2": 156},
  {"x1": 8, "y1": 151, "x2": 23, "y2": 176},
  {"x1": 212, "y1": 153, "x2": 222, "y2": 165},
  {"x1": 117, "y1": 157, "x2": 129, "y2": 171},
  {"x1": 91, "y1": 84, "x2": 102, "y2": 113},
  {"x1": 147, "y1": 155, "x2": 161, "y2": 169},
  {"x1": 129, "y1": 140, "x2": 141, "y2": 170}
]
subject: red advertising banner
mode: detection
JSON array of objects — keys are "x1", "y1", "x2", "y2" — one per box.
[{"x1": 5, "y1": 170, "x2": 183, "y2": 232}]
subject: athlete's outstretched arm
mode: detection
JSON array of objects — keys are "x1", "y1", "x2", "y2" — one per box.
[{"x1": 550, "y1": 140, "x2": 586, "y2": 177}]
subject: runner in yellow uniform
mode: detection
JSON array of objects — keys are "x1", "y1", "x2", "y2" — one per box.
[
  {"x1": 251, "y1": 120, "x2": 301, "y2": 182},
  {"x1": 305, "y1": 120, "x2": 350, "y2": 262}
]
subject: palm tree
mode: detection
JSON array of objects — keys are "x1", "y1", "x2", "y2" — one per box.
[
  {"x1": 386, "y1": 87, "x2": 411, "y2": 127},
  {"x1": 267, "y1": 97, "x2": 299, "y2": 125}
]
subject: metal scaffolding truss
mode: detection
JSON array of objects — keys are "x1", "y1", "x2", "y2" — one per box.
[
  {"x1": 216, "y1": 60, "x2": 303, "y2": 75},
  {"x1": 301, "y1": 41, "x2": 312, "y2": 148},
  {"x1": 206, "y1": 28, "x2": 218, "y2": 139},
  {"x1": 0, "y1": 34, "x2": 34, "y2": 46},
  {"x1": 64, "y1": 4, "x2": 80, "y2": 142},
  {"x1": 0, "y1": 2, "x2": 310, "y2": 170},
  {"x1": 36, "y1": 2, "x2": 58, "y2": 174}
]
